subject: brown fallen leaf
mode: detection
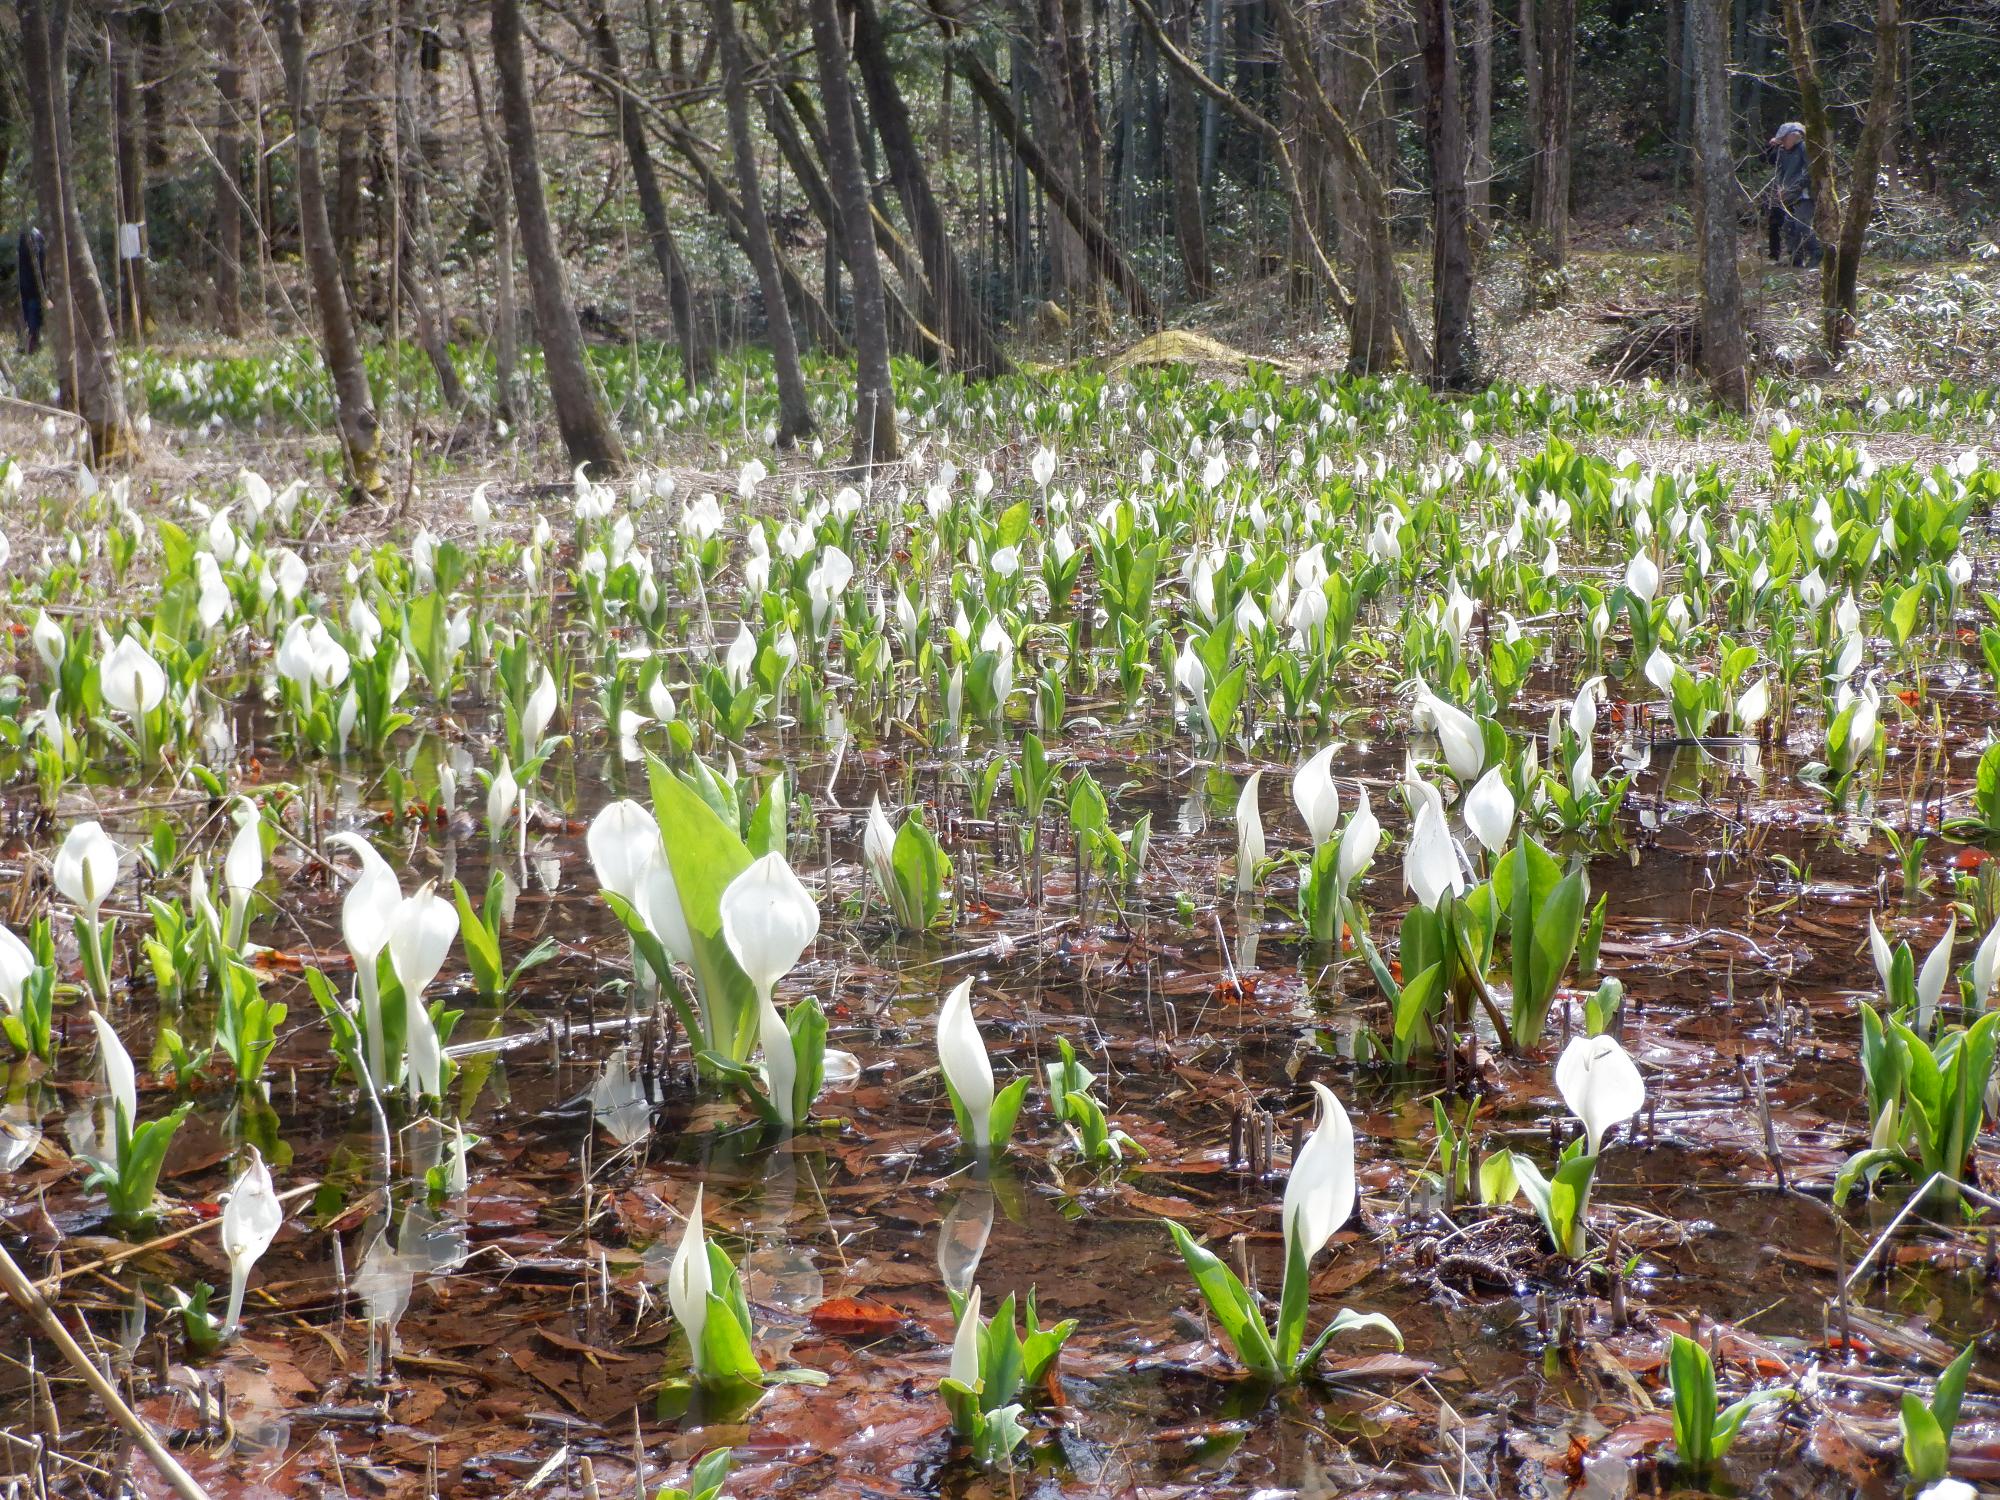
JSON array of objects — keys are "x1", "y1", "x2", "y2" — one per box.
[{"x1": 808, "y1": 1296, "x2": 908, "y2": 1337}]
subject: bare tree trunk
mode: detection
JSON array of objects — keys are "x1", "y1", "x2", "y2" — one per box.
[
  {"x1": 1779, "y1": 0, "x2": 1899, "y2": 355},
  {"x1": 109, "y1": 5, "x2": 148, "y2": 339},
  {"x1": 392, "y1": 1, "x2": 466, "y2": 413},
  {"x1": 847, "y1": 0, "x2": 1011, "y2": 376},
  {"x1": 806, "y1": 0, "x2": 898, "y2": 465},
  {"x1": 1162, "y1": 0, "x2": 1214, "y2": 298},
  {"x1": 1827, "y1": 0, "x2": 1900, "y2": 353},
  {"x1": 765, "y1": 84, "x2": 941, "y2": 364},
  {"x1": 1524, "y1": 0, "x2": 1574, "y2": 303},
  {"x1": 653, "y1": 105, "x2": 849, "y2": 357},
  {"x1": 1419, "y1": 0, "x2": 1479, "y2": 387},
  {"x1": 1470, "y1": 0, "x2": 1493, "y2": 235},
  {"x1": 21, "y1": 0, "x2": 137, "y2": 462},
  {"x1": 1266, "y1": 0, "x2": 1426, "y2": 373},
  {"x1": 1691, "y1": 0, "x2": 1750, "y2": 409},
  {"x1": 943, "y1": 21, "x2": 1160, "y2": 325},
  {"x1": 491, "y1": 0, "x2": 627, "y2": 474},
  {"x1": 585, "y1": 3, "x2": 712, "y2": 390},
  {"x1": 711, "y1": 0, "x2": 814, "y2": 444},
  {"x1": 333, "y1": 0, "x2": 378, "y2": 298},
  {"x1": 274, "y1": 0, "x2": 387, "y2": 500},
  {"x1": 213, "y1": 0, "x2": 246, "y2": 335},
  {"x1": 1034, "y1": 0, "x2": 1109, "y2": 327},
  {"x1": 460, "y1": 27, "x2": 522, "y2": 423}
]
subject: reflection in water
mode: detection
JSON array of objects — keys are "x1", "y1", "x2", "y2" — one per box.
[
  {"x1": 0, "y1": 1095, "x2": 42, "y2": 1173},
  {"x1": 353, "y1": 1197, "x2": 469, "y2": 1373},
  {"x1": 937, "y1": 1182, "x2": 995, "y2": 1298},
  {"x1": 592, "y1": 1046, "x2": 654, "y2": 1145}
]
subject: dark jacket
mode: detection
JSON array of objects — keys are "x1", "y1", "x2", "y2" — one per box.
[
  {"x1": 17, "y1": 228, "x2": 47, "y2": 325},
  {"x1": 1768, "y1": 141, "x2": 1810, "y2": 204}
]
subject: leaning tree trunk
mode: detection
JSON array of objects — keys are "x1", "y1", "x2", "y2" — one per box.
[
  {"x1": 460, "y1": 26, "x2": 522, "y2": 423},
  {"x1": 764, "y1": 84, "x2": 942, "y2": 364},
  {"x1": 1779, "y1": 0, "x2": 1898, "y2": 356},
  {"x1": 274, "y1": 0, "x2": 388, "y2": 500},
  {"x1": 393, "y1": 0, "x2": 467, "y2": 413},
  {"x1": 944, "y1": 19, "x2": 1161, "y2": 325},
  {"x1": 332, "y1": 0, "x2": 378, "y2": 297},
  {"x1": 1827, "y1": 0, "x2": 1900, "y2": 355},
  {"x1": 712, "y1": 0, "x2": 815, "y2": 445},
  {"x1": 1525, "y1": 0, "x2": 1575, "y2": 304},
  {"x1": 491, "y1": 0, "x2": 627, "y2": 474},
  {"x1": 1267, "y1": 0, "x2": 1426, "y2": 374},
  {"x1": 1419, "y1": 0, "x2": 1479, "y2": 387},
  {"x1": 1470, "y1": 0, "x2": 1494, "y2": 237},
  {"x1": 586, "y1": 4, "x2": 712, "y2": 390},
  {"x1": 808, "y1": 0, "x2": 899, "y2": 466},
  {"x1": 212, "y1": 0, "x2": 246, "y2": 335},
  {"x1": 1691, "y1": 0, "x2": 1750, "y2": 409},
  {"x1": 110, "y1": 5, "x2": 148, "y2": 339},
  {"x1": 1162, "y1": 0, "x2": 1215, "y2": 299},
  {"x1": 21, "y1": 0, "x2": 138, "y2": 462},
  {"x1": 654, "y1": 106, "x2": 851, "y2": 358},
  {"x1": 848, "y1": 0, "x2": 1012, "y2": 376}
]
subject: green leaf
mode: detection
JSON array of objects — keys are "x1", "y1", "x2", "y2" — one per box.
[
  {"x1": 1901, "y1": 1394, "x2": 1949, "y2": 1484},
  {"x1": 748, "y1": 774, "x2": 787, "y2": 858},
  {"x1": 786, "y1": 998, "x2": 827, "y2": 1127},
  {"x1": 452, "y1": 880, "x2": 504, "y2": 998},
  {"x1": 1712, "y1": 1386, "x2": 1794, "y2": 1459},
  {"x1": 1206, "y1": 662, "x2": 1247, "y2": 742},
  {"x1": 1932, "y1": 1340, "x2": 1976, "y2": 1441},
  {"x1": 695, "y1": 1290, "x2": 765, "y2": 1390},
  {"x1": 647, "y1": 757, "x2": 757, "y2": 1060},
  {"x1": 995, "y1": 498, "x2": 1032, "y2": 548},
  {"x1": 1668, "y1": 1333, "x2": 1718, "y2": 1471},
  {"x1": 1161, "y1": 1220, "x2": 1280, "y2": 1381},
  {"x1": 1391, "y1": 960, "x2": 1446, "y2": 1061},
  {"x1": 1479, "y1": 1150, "x2": 1521, "y2": 1206},
  {"x1": 987, "y1": 1077, "x2": 1029, "y2": 1154}
]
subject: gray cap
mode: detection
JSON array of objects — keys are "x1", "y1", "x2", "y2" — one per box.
[{"x1": 1777, "y1": 122, "x2": 1806, "y2": 139}]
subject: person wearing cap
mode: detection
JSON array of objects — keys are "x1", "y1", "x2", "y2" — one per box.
[{"x1": 1763, "y1": 123, "x2": 1821, "y2": 268}]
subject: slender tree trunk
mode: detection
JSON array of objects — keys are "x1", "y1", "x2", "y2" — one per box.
[
  {"x1": 711, "y1": 0, "x2": 814, "y2": 444},
  {"x1": 460, "y1": 27, "x2": 521, "y2": 423},
  {"x1": 21, "y1": 0, "x2": 137, "y2": 461},
  {"x1": 653, "y1": 106, "x2": 849, "y2": 357},
  {"x1": 1266, "y1": 0, "x2": 1426, "y2": 373},
  {"x1": 944, "y1": 22, "x2": 1160, "y2": 325},
  {"x1": 1691, "y1": 0, "x2": 1750, "y2": 409},
  {"x1": 491, "y1": 0, "x2": 627, "y2": 473},
  {"x1": 765, "y1": 84, "x2": 940, "y2": 364},
  {"x1": 1779, "y1": 0, "x2": 1898, "y2": 354},
  {"x1": 1664, "y1": 0, "x2": 1684, "y2": 142},
  {"x1": 274, "y1": 0, "x2": 387, "y2": 499},
  {"x1": 807, "y1": 0, "x2": 898, "y2": 465},
  {"x1": 1419, "y1": 0, "x2": 1479, "y2": 387},
  {"x1": 1163, "y1": 0, "x2": 1215, "y2": 298},
  {"x1": 1525, "y1": 0, "x2": 1575, "y2": 302},
  {"x1": 110, "y1": 5, "x2": 148, "y2": 339},
  {"x1": 333, "y1": 0, "x2": 377, "y2": 297},
  {"x1": 847, "y1": 0, "x2": 1011, "y2": 376},
  {"x1": 586, "y1": 3, "x2": 711, "y2": 389},
  {"x1": 392, "y1": 1, "x2": 466, "y2": 413},
  {"x1": 1470, "y1": 0, "x2": 1493, "y2": 235},
  {"x1": 213, "y1": 0, "x2": 246, "y2": 335},
  {"x1": 1828, "y1": 0, "x2": 1900, "y2": 353}
]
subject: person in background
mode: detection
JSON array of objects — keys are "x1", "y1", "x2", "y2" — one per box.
[
  {"x1": 1763, "y1": 124, "x2": 1821, "y2": 269},
  {"x1": 17, "y1": 226, "x2": 47, "y2": 355}
]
